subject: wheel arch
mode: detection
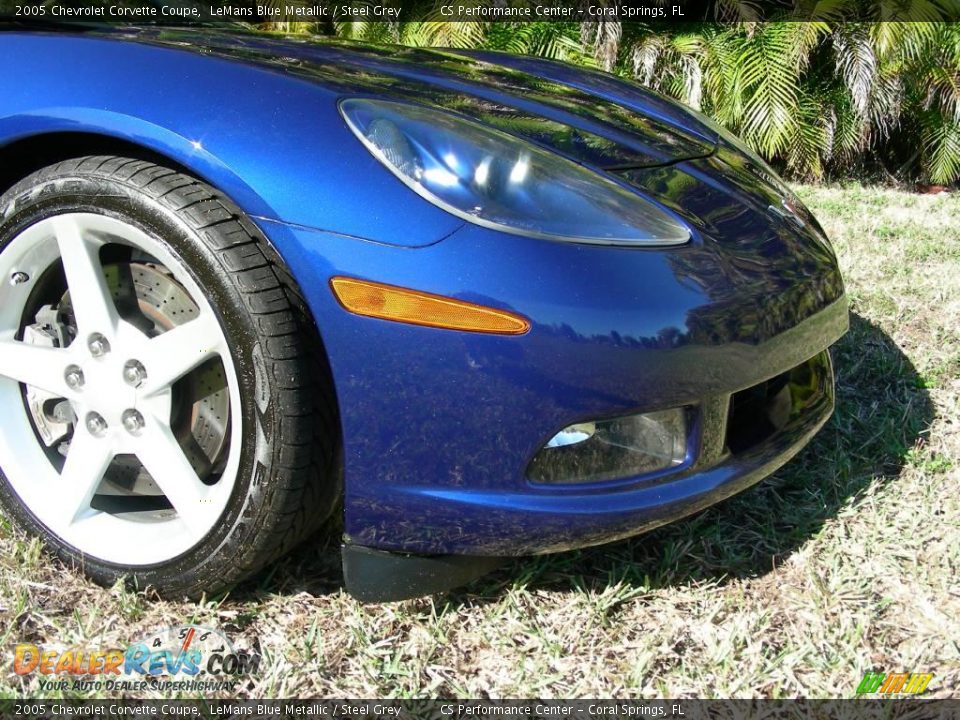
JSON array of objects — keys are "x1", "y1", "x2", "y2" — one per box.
[
  {"x1": 0, "y1": 120, "x2": 275, "y2": 221},
  {"x1": 0, "y1": 123, "x2": 337, "y2": 344}
]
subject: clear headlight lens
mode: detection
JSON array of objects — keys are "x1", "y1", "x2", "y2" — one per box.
[
  {"x1": 528, "y1": 408, "x2": 688, "y2": 484},
  {"x1": 340, "y1": 99, "x2": 690, "y2": 246}
]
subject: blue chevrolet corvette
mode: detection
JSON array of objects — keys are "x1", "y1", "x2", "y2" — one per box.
[{"x1": 0, "y1": 20, "x2": 847, "y2": 601}]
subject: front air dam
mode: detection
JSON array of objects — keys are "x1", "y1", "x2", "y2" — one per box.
[{"x1": 342, "y1": 544, "x2": 507, "y2": 602}]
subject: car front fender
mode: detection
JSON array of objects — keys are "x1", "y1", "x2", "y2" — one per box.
[{"x1": 0, "y1": 32, "x2": 463, "y2": 247}]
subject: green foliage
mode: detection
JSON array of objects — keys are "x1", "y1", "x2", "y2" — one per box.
[
  {"x1": 619, "y1": 19, "x2": 960, "y2": 183},
  {"x1": 269, "y1": 16, "x2": 960, "y2": 184}
]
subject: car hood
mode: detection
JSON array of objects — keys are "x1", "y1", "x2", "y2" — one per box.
[{"x1": 88, "y1": 26, "x2": 718, "y2": 170}]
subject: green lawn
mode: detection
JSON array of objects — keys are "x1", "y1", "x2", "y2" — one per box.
[{"x1": 1, "y1": 185, "x2": 957, "y2": 699}]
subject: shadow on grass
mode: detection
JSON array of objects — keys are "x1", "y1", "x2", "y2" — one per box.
[
  {"x1": 457, "y1": 311, "x2": 934, "y2": 600},
  {"x1": 238, "y1": 311, "x2": 933, "y2": 603}
]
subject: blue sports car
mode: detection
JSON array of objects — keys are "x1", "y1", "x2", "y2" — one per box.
[{"x1": 0, "y1": 21, "x2": 847, "y2": 601}]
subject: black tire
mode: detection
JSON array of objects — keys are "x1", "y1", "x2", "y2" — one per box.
[{"x1": 0, "y1": 155, "x2": 341, "y2": 598}]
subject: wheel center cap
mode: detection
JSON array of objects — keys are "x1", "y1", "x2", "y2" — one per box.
[
  {"x1": 66, "y1": 326, "x2": 170, "y2": 436},
  {"x1": 74, "y1": 352, "x2": 138, "y2": 424}
]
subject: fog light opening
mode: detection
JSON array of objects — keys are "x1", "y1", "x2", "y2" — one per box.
[{"x1": 528, "y1": 408, "x2": 688, "y2": 485}]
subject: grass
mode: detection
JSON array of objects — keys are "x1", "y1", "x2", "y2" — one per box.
[{"x1": 1, "y1": 184, "x2": 958, "y2": 699}]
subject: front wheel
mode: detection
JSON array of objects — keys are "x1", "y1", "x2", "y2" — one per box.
[{"x1": 0, "y1": 156, "x2": 340, "y2": 597}]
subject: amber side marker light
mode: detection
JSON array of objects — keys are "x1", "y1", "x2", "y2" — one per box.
[{"x1": 329, "y1": 276, "x2": 530, "y2": 335}]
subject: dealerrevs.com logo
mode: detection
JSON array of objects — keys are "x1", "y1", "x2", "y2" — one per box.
[{"x1": 13, "y1": 625, "x2": 260, "y2": 693}]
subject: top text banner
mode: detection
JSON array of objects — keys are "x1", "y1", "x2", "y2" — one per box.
[{"x1": 2, "y1": 0, "x2": 959, "y2": 23}]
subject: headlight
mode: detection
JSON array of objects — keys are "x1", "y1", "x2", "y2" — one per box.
[{"x1": 340, "y1": 99, "x2": 690, "y2": 246}]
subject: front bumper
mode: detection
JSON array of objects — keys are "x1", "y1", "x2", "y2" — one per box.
[
  {"x1": 341, "y1": 347, "x2": 836, "y2": 602},
  {"x1": 255, "y1": 202, "x2": 847, "y2": 559},
  {"x1": 342, "y1": 312, "x2": 844, "y2": 557},
  {"x1": 355, "y1": 345, "x2": 839, "y2": 557}
]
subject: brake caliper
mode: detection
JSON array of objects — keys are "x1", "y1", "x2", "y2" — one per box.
[{"x1": 22, "y1": 305, "x2": 76, "y2": 449}]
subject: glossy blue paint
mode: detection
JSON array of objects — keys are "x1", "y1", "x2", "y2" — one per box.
[
  {"x1": 0, "y1": 26, "x2": 848, "y2": 560},
  {"x1": 0, "y1": 30, "x2": 464, "y2": 245}
]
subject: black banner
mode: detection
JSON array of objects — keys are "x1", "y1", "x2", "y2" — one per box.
[
  {"x1": 1, "y1": 0, "x2": 959, "y2": 24},
  {"x1": 1, "y1": 700, "x2": 955, "y2": 720}
]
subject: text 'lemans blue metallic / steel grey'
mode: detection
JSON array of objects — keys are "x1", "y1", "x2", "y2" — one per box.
[{"x1": 0, "y1": 24, "x2": 848, "y2": 600}]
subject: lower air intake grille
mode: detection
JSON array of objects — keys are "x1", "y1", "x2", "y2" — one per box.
[{"x1": 726, "y1": 351, "x2": 832, "y2": 455}]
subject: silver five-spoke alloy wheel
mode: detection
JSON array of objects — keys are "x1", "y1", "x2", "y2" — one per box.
[
  {"x1": 0, "y1": 212, "x2": 242, "y2": 564},
  {"x1": 0, "y1": 157, "x2": 338, "y2": 597}
]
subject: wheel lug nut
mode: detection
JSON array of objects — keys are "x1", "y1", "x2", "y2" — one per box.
[
  {"x1": 64, "y1": 365, "x2": 85, "y2": 390},
  {"x1": 10, "y1": 271, "x2": 29, "y2": 286},
  {"x1": 123, "y1": 360, "x2": 147, "y2": 388},
  {"x1": 122, "y1": 409, "x2": 145, "y2": 436},
  {"x1": 88, "y1": 333, "x2": 110, "y2": 358},
  {"x1": 85, "y1": 412, "x2": 108, "y2": 437}
]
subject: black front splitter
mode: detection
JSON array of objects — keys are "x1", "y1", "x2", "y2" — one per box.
[{"x1": 342, "y1": 544, "x2": 506, "y2": 602}]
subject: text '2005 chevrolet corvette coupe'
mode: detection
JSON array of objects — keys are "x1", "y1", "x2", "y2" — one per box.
[{"x1": 0, "y1": 22, "x2": 847, "y2": 601}]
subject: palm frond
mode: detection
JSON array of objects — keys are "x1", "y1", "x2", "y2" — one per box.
[
  {"x1": 631, "y1": 34, "x2": 664, "y2": 87},
  {"x1": 926, "y1": 66, "x2": 960, "y2": 124},
  {"x1": 586, "y1": 20, "x2": 622, "y2": 72},
  {"x1": 786, "y1": 87, "x2": 830, "y2": 179},
  {"x1": 921, "y1": 112, "x2": 960, "y2": 184},
  {"x1": 736, "y1": 22, "x2": 803, "y2": 157},
  {"x1": 400, "y1": 21, "x2": 487, "y2": 49},
  {"x1": 832, "y1": 24, "x2": 876, "y2": 119}
]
